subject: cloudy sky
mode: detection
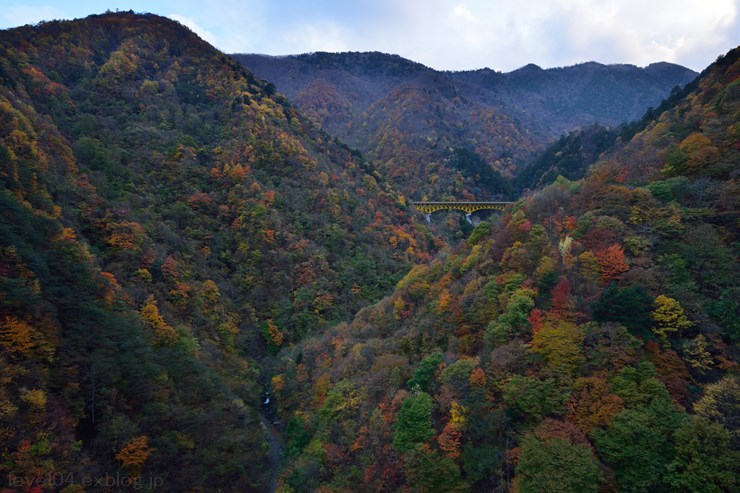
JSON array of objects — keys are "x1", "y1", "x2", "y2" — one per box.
[{"x1": 1, "y1": 0, "x2": 738, "y2": 72}]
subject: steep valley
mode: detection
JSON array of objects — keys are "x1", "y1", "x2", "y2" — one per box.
[
  {"x1": 233, "y1": 52, "x2": 697, "y2": 199},
  {"x1": 0, "y1": 12, "x2": 737, "y2": 493}
]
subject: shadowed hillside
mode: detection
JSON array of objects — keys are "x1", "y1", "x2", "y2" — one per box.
[
  {"x1": 0, "y1": 12, "x2": 434, "y2": 490},
  {"x1": 234, "y1": 52, "x2": 697, "y2": 200},
  {"x1": 267, "y1": 47, "x2": 738, "y2": 492},
  {"x1": 0, "y1": 10, "x2": 734, "y2": 493}
]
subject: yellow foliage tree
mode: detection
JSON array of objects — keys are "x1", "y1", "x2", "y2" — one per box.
[
  {"x1": 271, "y1": 374, "x2": 285, "y2": 392},
  {"x1": 683, "y1": 335, "x2": 714, "y2": 374},
  {"x1": 20, "y1": 388, "x2": 47, "y2": 408},
  {"x1": 393, "y1": 297, "x2": 406, "y2": 320},
  {"x1": 531, "y1": 319, "x2": 585, "y2": 376},
  {"x1": 678, "y1": 132, "x2": 720, "y2": 172},
  {"x1": 651, "y1": 295, "x2": 691, "y2": 342},
  {"x1": 140, "y1": 295, "x2": 179, "y2": 347},
  {"x1": 558, "y1": 236, "x2": 574, "y2": 268},
  {"x1": 449, "y1": 401, "x2": 467, "y2": 428},
  {"x1": 217, "y1": 320, "x2": 239, "y2": 348},
  {"x1": 576, "y1": 251, "x2": 601, "y2": 288},
  {"x1": 200, "y1": 279, "x2": 220, "y2": 309}
]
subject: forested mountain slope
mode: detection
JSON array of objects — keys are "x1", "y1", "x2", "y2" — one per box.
[
  {"x1": 0, "y1": 10, "x2": 734, "y2": 493},
  {"x1": 0, "y1": 12, "x2": 434, "y2": 490},
  {"x1": 234, "y1": 52, "x2": 696, "y2": 200},
  {"x1": 268, "y1": 47, "x2": 739, "y2": 492},
  {"x1": 513, "y1": 123, "x2": 620, "y2": 192},
  {"x1": 451, "y1": 61, "x2": 697, "y2": 135}
]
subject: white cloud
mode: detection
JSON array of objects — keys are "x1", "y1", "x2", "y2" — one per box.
[
  {"x1": 1, "y1": 5, "x2": 66, "y2": 27},
  {"x1": 360, "y1": 0, "x2": 739, "y2": 71},
  {"x1": 552, "y1": 0, "x2": 739, "y2": 68},
  {"x1": 167, "y1": 14, "x2": 219, "y2": 47},
  {"x1": 453, "y1": 4, "x2": 475, "y2": 22},
  {"x1": 2, "y1": 0, "x2": 736, "y2": 71},
  {"x1": 271, "y1": 22, "x2": 352, "y2": 54}
]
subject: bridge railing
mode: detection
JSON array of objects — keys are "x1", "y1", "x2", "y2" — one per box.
[
  {"x1": 409, "y1": 201, "x2": 516, "y2": 224},
  {"x1": 410, "y1": 201, "x2": 515, "y2": 214}
]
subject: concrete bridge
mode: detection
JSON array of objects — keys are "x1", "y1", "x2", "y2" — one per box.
[{"x1": 410, "y1": 201, "x2": 515, "y2": 223}]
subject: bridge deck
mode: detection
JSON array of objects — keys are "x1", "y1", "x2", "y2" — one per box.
[{"x1": 410, "y1": 201, "x2": 515, "y2": 214}]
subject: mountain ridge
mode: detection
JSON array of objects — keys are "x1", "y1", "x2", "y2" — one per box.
[
  {"x1": 233, "y1": 51, "x2": 697, "y2": 200},
  {"x1": 0, "y1": 11, "x2": 735, "y2": 492},
  {"x1": 0, "y1": 12, "x2": 435, "y2": 490},
  {"x1": 268, "y1": 46, "x2": 739, "y2": 492}
]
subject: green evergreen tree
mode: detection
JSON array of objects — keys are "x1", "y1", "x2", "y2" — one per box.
[
  {"x1": 392, "y1": 391, "x2": 435, "y2": 452},
  {"x1": 593, "y1": 284, "x2": 653, "y2": 336},
  {"x1": 592, "y1": 398, "x2": 684, "y2": 492},
  {"x1": 666, "y1": 416, "x2": 738, "y2": 493},
  {"x1": 516, "y1": 434, "x2": 601, "y2": 493}
]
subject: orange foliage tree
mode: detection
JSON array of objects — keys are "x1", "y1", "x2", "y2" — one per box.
[
  {"x1": 115, "y1": 435, "x2": 154, "y2": 476},
  {"x1": 566, "y1": 376, "x2": 624, "y2": 434},
  {"x1": 437, "y1": 401, "x2": 466, "y2": 458},
  {"x1": 0, "y1": 316, "x2": 35, "y2": 356},
  {"x1": 596, "y1": 244, "x2": 629, "y2": 282},
  {"x1": 261, "y1": 319, "x2": 284, "y2": 354}
]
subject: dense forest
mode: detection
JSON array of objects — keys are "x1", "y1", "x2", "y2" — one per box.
[
  {"x1": 234, "y1": 52, "x2": 696, "y2": 200},
  {"x1": 0, "y1": 10, "x2": 737, "y2": 493},
  {"x1": 0, "y1": 12, "x2": 433, "y2": 491},
  {"x1": 269, "y1": 48, "x2": 739, "y2": 491}
]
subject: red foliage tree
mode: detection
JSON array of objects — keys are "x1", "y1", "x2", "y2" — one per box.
[
  {"x1": 550, "y1": 278, "x2": 574, "y2": 317},
  {"x1": 528, "y1": 308, "x2": 545, "y2": 334}
]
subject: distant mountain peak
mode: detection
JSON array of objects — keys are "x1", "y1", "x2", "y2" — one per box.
[
  {"x1": 234, "y1": 50, "x2": 699, "y2": 199},
  {"x1": 513, "y1": 62, "x2": 544, "y2": 72}
]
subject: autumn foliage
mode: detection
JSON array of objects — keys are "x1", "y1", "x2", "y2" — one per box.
[
  {"x1": 596, "y1": 244, "x2": 629, "y2": 282},
  {"x1": 140, "y1": 295, "x2": 179, "y2": 347},
  {"x1": 115, "y1": 435, "x2": 154, "y2": 476},
  {"x1": 0, "y1": 11, "x2": 737, "y2": 493}
]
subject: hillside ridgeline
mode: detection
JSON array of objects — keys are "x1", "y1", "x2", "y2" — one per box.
[
  {"x1": 234, "y1": 52, "x2": 697, "y2": 200},
  {"x1": 0, "y1": 12, "x2": 434, "y2": 490}
]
